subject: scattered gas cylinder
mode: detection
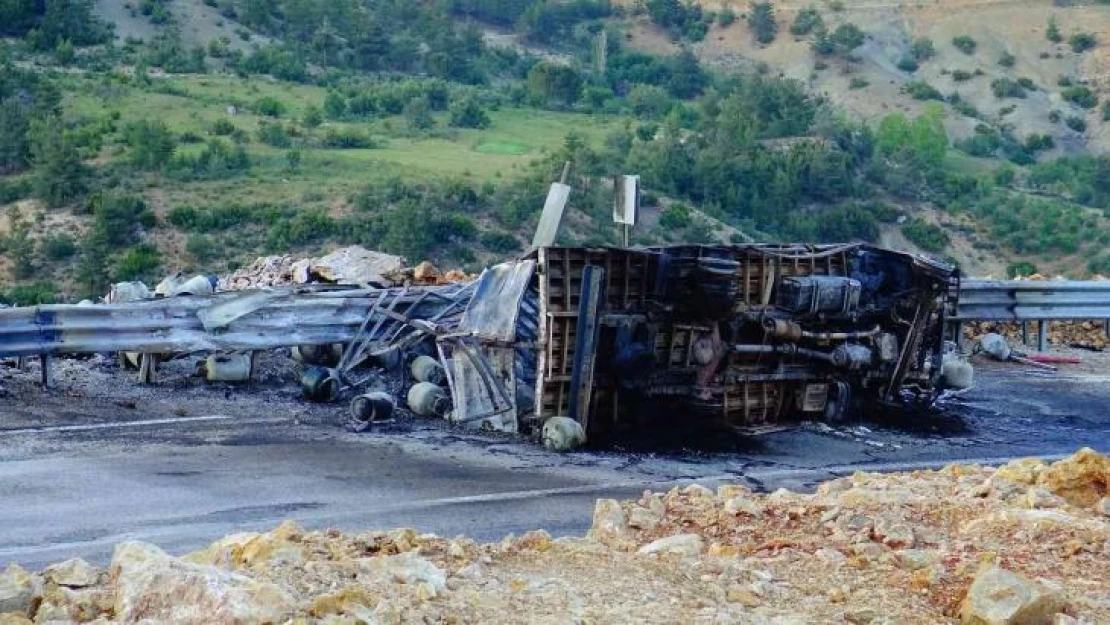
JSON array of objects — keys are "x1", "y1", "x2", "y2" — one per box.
[
  {"x1": 409, "y1": 355, "x2": 446, "y2": 385},
  {"x1": 407, "y1": 382, "x2": 450, "y2": 417},
  {"x1": 301, "y1": 365, "x2": 338, "y2": 403}
]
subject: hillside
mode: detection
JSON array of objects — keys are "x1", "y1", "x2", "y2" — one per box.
[
  {"x1": 621, "y1": 0, "x2": 1110, "y2": 155},
  {"x1": 1, "y1": 0, "x2": 1109, "y2": 305}
]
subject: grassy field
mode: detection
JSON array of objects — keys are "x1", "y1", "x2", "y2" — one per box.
[{"x1": 63, "y1": 73, "x2": 624, "y2": 188}]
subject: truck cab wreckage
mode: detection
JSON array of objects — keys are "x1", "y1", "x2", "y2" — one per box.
[{"x1": 0, "y1": 243, "x2": 960, "y2": 450}]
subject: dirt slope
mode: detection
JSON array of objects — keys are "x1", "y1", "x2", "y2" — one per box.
[{"x1": 620, "y1": 0, "x2": 1110, "y2": 155}]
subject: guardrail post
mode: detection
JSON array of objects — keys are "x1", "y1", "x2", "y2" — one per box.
[
  {"x1": 948, "y1": 321, "x2": 963, "y2": 351},
  {"x1": 1105, "y1": 319, "x2": 1109, "y2": 340},
  {"x1": 1037, "y1": 320, "x2": 1047, "y2": 352},
  {"x1": 40, "y1": 354, "x2": 53, "y2": 388},
  {"x1": 137, "y1": 353, "x2": 157, "y2": 385},
  {"x1": 1021, "y1": 321, "x2": 1029, "y2": 346}
]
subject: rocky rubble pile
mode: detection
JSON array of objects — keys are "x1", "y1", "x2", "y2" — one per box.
[
  {"x1": 219, "y1": 246, "x2": 471, "y2": 291},
  {"x1": 2, "y1": 449, "x2": 1106, "y2": 624},
  {"x1": 965, "y1": 321, "x2": 1109, "y2": 351}
]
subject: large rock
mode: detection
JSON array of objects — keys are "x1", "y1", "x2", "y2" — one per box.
[
  {"x1": 994, "y1": 458, "x2": 1048, "y2": 486},
  {"x1": 638, "y1": 533, "x2": 704, "y2": 557},
  {"x1": 358, "y1": 552, "x2": 446, "y2": 598},
  {"x1": 0, "y1": 564, "x2": 34, "y2": 615},
  {"x1": 588, "y1": 499, "x2": 628, "y2": 547},
  {"x1": 43, "y1": 558, "x2": 100, "y2": 588},
  {"x1": 110, "y1": 541, "x2": 296, "y2": 625},
  {"x1": 959, "y1": 565, "x2": 1067, "y2": 625},
  {"x1": 299, "y1": 246, "x2": 405, "y2": 287},
  {"x1": 1038, "y1": 448, "x2": 1109, "y2": 508}
]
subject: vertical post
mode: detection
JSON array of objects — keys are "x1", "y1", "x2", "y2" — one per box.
[
  {"x1": 137, "y1": 353, "x2": 157, "y2": 384},
  {"x1": 622, "y1": 224, "x2": 630, "y2": 247},
  {"x1": 1021, "y1": 321, "x2": 1029, "y2": 346},
  {"x1": 568, "y1": 266, "x2": 604, "y2": 436},
  {"x1": 1037, "y1": 320, "x2": 1047, "y2": 353},
  {"x1": 1105, "y1": 319, "x2": 1109, "y2": 340},
  {"x1": 40, "y1": 354, "x2": 53, "y2": 389}
]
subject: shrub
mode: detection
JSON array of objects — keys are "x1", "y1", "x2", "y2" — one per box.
[
  {"x1": 1006, "y1": 262, "x2": 1038, "y2": 278},
  {"x1": 3, "y1": 282, "x2": 56, "y2": 306},
  {"x1": 480, "y1": 231, "x2": 518, "y2": 254},
  {"x1": 951, "y1": 70, "x2": 973, "y2": 82},
  {"x1": 322, "y1": 129, "x2": 378, "y2": 149},
  {"x1": 41, "y1": 234, "x2": 77, "y2": 260},
  {"x1": 185, "y1": 234, "x2": 217, "y2": 263},
  {"x1": 124, "y1": 119, "x2": 177, "y2": 170},
  {"x1": 718, "y1": 8, "x2": 737, "y2": 27},
  {"x1": 747, "y1": 2, "x2": 778, "y2": 44},
  {"x1": 1102, "y1": 101, "x2": 1110, "y2": 122},
  {"x1": 257, "y1": 122, "x2": 292, "y2": 148},
  {"x1": 896, "y1": 56, "x2": 919, "y2": 72},
  {"x1": 906, "y1": 81, "x2": 943, "y2": 101},
  {"x1": 1016, "y1": 77, "x2": 1037, "y2": 91},
  {"x1": 951, "y1": 35, "x2": 977, "y2": 54},
  {"x1": 1069, "y1": 32, "x2": 1096, "y2": 53},
  {"x1": 448, "y1": 97, "x2": 491, "y2": 129},
  {"x1": 1061, "y1": 85, "x2": 1098, "y2": 109},
  {"x1": 1024, "y1": 133, "x2": 1054, "y2": 152},
  {"x1": 302, "y1": 104, "x2": 323, "y2": 128},
  {"x1": 1046, "y1": 16, "x2": 1061, "y2": 43},
  {"x1": 1048, "y1": 110, "x2": 1061, "y2": 123},
  {"x1": 210, "y1": 118, "x2": 236, "y2": 135},
  {"x1": 115, "y1": 244, "x2": 162, "y2": 281},
  {"x1": 998, "y1": 52, "x2": 1015, "y2": 67},
  {"x1": 991, "y1": 78, "x2": 1027, "y2": 99},
  {"x1": 902, "y1": 218, "x2": 950, "y2": 252},
  {"x1": 1065, "y1": 115, "x2": 1087, "y2": 132},
  {"x1": 910, "y1": 37, "x2": 935, "y2": 60},
  {"x1": 849, "y1": 76, "x2": 869, "y2": 89},
  {"x1": 659, "y1": 203, "x2": 693, "y2": 229},
  {"x1": 790, "y1": 7, "x2": 823, "y2": 36},
  {"x1": 253, "y1": 96, "x2": 286, "y2": 117}
]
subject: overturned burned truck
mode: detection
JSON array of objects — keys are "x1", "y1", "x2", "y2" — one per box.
[{"x1": 445, "y1": 244, "x2": 958, "y2": 446}]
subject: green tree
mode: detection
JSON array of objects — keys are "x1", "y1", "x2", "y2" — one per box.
[
  {"x1": 323, "y1": 90, "x2": 346, "y2": 119},
  {"x1": 403, "y1": 96, "x2": 434, "y2": 131},
  {"x1": 302, "y1": 103, "x2": 323, "y2": 127},
  {"x1": 747, "y1": 2, "x2": 778, "y2": 44},
  {"x1": 0, "y1": 99, "x2": 30, "y2": 174},
  {"x1": 526, "y1": 62, "x2": 583, "y2": 106},
  {"x1": 115, "y1": 244, "x2": 161, "y2": 282},
  {"x1": 29, "y1": 115, "x2": 89, "y2": 207},
  {"x1": 1046, "y1": 16, "x2": 1061, "y2": 43},
  {"x1": 124, "y1": 119, "x2": 176, "y2": 170},
  {"x1": 53, "y1": 38, "x2": 74, "y2": 65},
  {"x1": 791, "y1": 7, "x2": 823, "y2": 36},
  {"x1": 448, "y1": 96, "x2": 491, "y2": 129}
]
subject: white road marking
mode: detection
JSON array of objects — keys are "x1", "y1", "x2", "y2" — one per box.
[{"x1": 0, "y1": 414, "x2": 264, "y2": 435}]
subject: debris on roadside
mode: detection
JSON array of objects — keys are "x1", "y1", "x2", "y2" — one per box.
[
  {"x1": 977, "y1": 333, "x2": 1060, "y2": 371},
  {"x1": 4, "y1": 448, "x2": 1107, "y2": 624},
  {"x1": 965, "y1": 321, "x2": 1108, "y2": 352},
  {"x1": 217, "y1": 247, "x2": 473, "y2": 291}
]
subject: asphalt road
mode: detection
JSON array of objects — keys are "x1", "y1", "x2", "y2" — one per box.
[{"x1": 1, "y1": 363, "x2": 1107, "y2": 570}]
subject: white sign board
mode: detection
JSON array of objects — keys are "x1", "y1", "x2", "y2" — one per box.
[
  {"x1": 613, "y1": 175, "x2": 639, "y2": 226},
  {"x1": 531, "y1": 182, "x2": 572, "y2": 249}
]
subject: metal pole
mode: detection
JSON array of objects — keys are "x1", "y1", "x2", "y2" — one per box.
[
  {"x1": 1021, "y1": 321, "x2": 1029, "y2": 346},
  {"x1": 40, "y1": 354, "x2": 52, "y2": 388},
  {"x1": 1037, "y1": 320, "x2": 1047, "y2": 352}
]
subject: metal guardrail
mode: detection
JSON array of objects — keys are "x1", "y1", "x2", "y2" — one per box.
[
  {"x1": 954, "y1": 280, "x2": 1110, "y2": 321},
  {"x1": 0, "y1": 283, "x2": 471, "y2": 359},
  {"x1": 951, "y1": 279, "x2": 1110, "y2": 351}
]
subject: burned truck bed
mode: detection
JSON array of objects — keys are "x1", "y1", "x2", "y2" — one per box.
[{"x1": 448, "y1": 244, "x2": 956, "y2": 445}]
